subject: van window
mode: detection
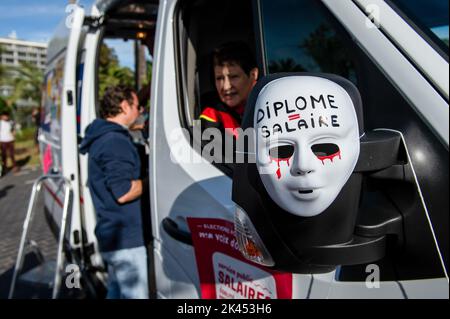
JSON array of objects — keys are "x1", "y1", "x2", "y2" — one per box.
[
  {"x1": 260, "y1": 0, "x2": 357, "y2": 84},
  {"x1": 388, "y1": 0, "x2": 449, "y2": 51},
  {"x1": 176, "y1": 0, "x2": 256, "y2": 176}
]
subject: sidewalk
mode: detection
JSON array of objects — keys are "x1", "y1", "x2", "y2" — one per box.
[{"x1": 0, "y1": 166, "x2": 52, "y2": 298}]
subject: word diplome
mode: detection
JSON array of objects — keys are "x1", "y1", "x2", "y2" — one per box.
[{"x1": 257, "y1": 93, "x2": 341, "y2": 138}]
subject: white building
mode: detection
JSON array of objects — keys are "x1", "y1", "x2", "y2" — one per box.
[{"x1": 0, "y1": 35, "x2": 47, "y2": 71}]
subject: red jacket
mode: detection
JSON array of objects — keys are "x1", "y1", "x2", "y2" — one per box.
[{"x1": 199, "y1": 103, "x2": 244, "y2": 138}]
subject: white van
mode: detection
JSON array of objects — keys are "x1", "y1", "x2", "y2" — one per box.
[{"x1": 36, "y1": 0, "x2": 448, "y2": 299}]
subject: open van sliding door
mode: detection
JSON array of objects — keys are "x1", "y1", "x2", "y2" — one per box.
[
  {"x1": 78, "y1": 4, "x2": 104, "y2": 271},
  {"x1": 39, "y1": 5, "x2": 84, "y2": 258},
  {"x1": 59, "y1": 4, "x2": 85, "y2": 255}
]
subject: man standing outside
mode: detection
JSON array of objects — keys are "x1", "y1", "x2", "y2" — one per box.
[
  {"x1": 0, "y1": 111, "x2": 17, "y2": 174},
  {"x1": 80, "y1": 85, "x2": 148, "y2": 299}
]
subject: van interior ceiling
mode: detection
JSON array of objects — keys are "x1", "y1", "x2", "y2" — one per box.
[
  {"x1": 178, "y1": 0, "x2": 256, "y2": 125},
  {"x1": 103, "y1": 1, "x2": 158, "y2": 41},
  {"x1": 99, "y1": 1, "x2": 158, "y2": 89}
]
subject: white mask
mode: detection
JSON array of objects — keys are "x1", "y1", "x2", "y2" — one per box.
[{"x1": 254, "y1": 76, "x2": 360, "y2": 217}]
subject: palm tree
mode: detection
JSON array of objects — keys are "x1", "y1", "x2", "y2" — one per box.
[
  {"x1": 0, "y1": 44, "x2": 13, "y2": 114},
  {"x1": 7, "y1": 62, "x2": 43, "y2": 106},
  {"x1": 269, "y1": 58, "x2": 305, "y2": 73},
  {"x1": 98, "y1": 43, "x2": 134, "y2": 98},
  {"x1": 0, "y1": 44, "x2": 7, "y2": 83},
  {"x1": 299, "y1": 23, "x2": 355, "y2": 79}
]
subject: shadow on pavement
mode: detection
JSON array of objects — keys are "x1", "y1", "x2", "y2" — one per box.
[
  {"x1": 0, "y1": 251, "x2": 48, "y2": 299},
  {"x1": 16, "y1": 156, "x2": 31, "y2": 168},
  {"x1": 0, "y1": 185, "x2": 14, "y2": 200},
  {"x1": 0, "y1": 251, "x2": 87, "y2": 299}
]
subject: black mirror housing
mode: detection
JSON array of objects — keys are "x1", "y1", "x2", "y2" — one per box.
[{"x1": 232, "y1": 73, "x2": 404, "y2": 273}]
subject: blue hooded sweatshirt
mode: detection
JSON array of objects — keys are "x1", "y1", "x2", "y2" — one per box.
[{"x1": 80, "y1": 119, "x2": 144, "y2": 252}]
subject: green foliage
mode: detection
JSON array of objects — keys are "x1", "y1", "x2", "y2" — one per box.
[
  {"x1": 145, "y1": 61, "x2": 153, "y2": 87},
  {"x1": 269, "y1": 58, "x2": 305, "y2": 73},
  {"x1": 0, "y1": 96, "x2": 9, "y2": 114},
  {"x1": 98, "y1": 43, "x2": 135, "y2": 99},
  {"x1": 8, "y1": 62, "x2": 44, "y2": 105},
  {"x1": 299, "y1": 24, "x2": 355, "y2": 79},
  {"x1": 15, "y1": 126, "x2": 36, "y2": 142},
  {"x1": 0, "y1": 44, "x2": 6, "y2": 81},
  {"x1": 14, "y1": 106, "x2": 35, "y2": 128},
  {"x1": 267, "y1": 24, "x2": 355, "y2": 82},
  {"x1": 0, "y1": 62, "x2": 43, "y2": 127}
]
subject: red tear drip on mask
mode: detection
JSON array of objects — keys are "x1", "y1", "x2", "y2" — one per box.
[
  {"x1": 269, "y1": 157, "x2": 291, "y2": 179},
  {"x1": 317, "y1": 150, "x2": 341, "y2": 164}
]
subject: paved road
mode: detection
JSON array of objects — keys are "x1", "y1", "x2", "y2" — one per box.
[{"x1": 0, "y1": 166, "x2": 58, "y2": 298}]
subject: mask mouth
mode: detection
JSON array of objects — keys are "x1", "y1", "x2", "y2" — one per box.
[{"x1": 291, "y1": 188, "x2": 321, "y2": 201}]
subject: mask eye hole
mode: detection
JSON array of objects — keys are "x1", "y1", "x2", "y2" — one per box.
[
  {"x1": 269, "y1": 145, "x2": 294, "y2": 159},
  {"x1": 311, "y1": 143, "x2": 340, "y2": 157}
]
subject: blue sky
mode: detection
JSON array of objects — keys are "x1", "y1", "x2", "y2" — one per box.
[
  {"x1": 0, "y1": 0, "x2": 94, "y2": 43},
  {"x1": 0, "y1": 1, "x2": 138, "y2": 68}
]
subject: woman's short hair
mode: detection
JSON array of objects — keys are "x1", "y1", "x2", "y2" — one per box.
[{"x1": 212, "y1": 41, "x2": 257, "y2": 75}]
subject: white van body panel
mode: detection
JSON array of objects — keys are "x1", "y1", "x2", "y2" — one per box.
[
  {"x1": 327, "y1": 277, "x2": 449, "y2": 299},
  {"x1": 322, "y1": 0, "x2": 449, "y2": 147},
  {"x1": 327, "y1": 281, "x2": 406, "y2": 299},
  {"x1": 398, "y1": 278, "x2": 449, "y2": 299},
  {"x1": 354, "y1": 0, "x2": 449, "y2": 100},
  {"x1": 79, "y1": 4, "x2": 104, "y2": 268}
]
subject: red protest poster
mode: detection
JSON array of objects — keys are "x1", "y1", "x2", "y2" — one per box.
[{"x1": 187, "y1": 217, "x2": 292, "y2": 299}]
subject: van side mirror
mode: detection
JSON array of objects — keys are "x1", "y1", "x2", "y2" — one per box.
[{"x1": 232, "y1": 73, "x2": 403, "y2": 273}]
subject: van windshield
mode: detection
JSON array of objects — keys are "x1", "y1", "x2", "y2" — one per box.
[
  {"x1": 389, "y1": 0, "x2": 449, "y2": 50},
  {"x1": 259, "y1": 0, "x2": 357, "y2": 84}
]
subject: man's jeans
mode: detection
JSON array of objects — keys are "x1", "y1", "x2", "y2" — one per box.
[{"x1": 101, "y1": 246, "x2": 149, "y2": 299}]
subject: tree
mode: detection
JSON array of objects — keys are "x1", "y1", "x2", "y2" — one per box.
[
  {"x1": 0, "y1": 62, "x2": 43, "y2": 126},
  {"x1": 0, "y1": 45, "x2": 9, "y2": 114},
  {"x1": 98, "y1": 43, "x2": 134, "y2": 98},
  {"x1": 269, "y1": 58, "x2": 305, "y2": 73},
  {"x1": 0, "y1": 44, "x2": 8, "y2": 86},
  {"x1": 8, "y1": 62, "x2": 43, "y2": 105},
  {"x1": 0, "y1": 46, "x2": 3, "y2": 78},
  {"x1": 0, "y1": 96, "x2": 8, "y2": 114},
  {"x1": 136, "y1": 41, "x2": 147, "y2": 89},
  {"x1": 299, "y1": 23, "x2": 355, "y2": 79}
]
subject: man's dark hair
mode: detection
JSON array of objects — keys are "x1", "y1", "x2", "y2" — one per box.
[
  {"x1": 212, "y1": 41, "x2": 257, "y2": 75},
  {"x1": 100, "y1": 85, "x2": 135, "y2": 119}
]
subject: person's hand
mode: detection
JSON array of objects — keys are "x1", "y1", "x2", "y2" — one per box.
[{"x1": 117, "y1": 179, "x2": 143, "y2": 204}]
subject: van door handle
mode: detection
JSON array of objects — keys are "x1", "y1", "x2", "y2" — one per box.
[{"x1": 162, "y1": 218, "x2": 193, "y2": 246}]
